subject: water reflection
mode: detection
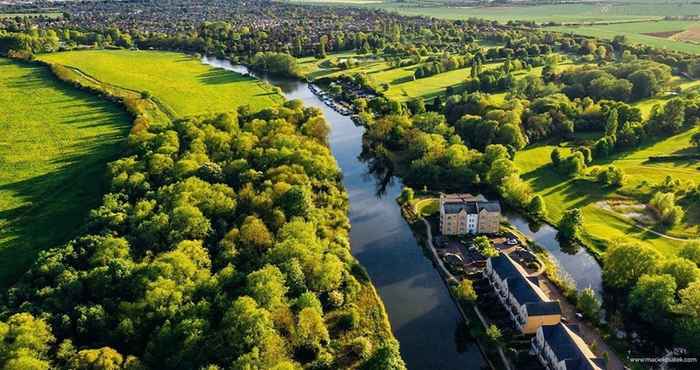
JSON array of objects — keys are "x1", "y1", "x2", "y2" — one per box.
[
  {"x1": 201, "y1": 56, "x2": 487, "y2": 370},
  {"x1": 504, "y1": 211, "x2": 604, "y2": 294}
]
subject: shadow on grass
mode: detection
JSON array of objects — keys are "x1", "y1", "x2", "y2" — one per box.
[
  {"x1": 0, "y1": 60, "x2": 130, "y2": 289},
  {"x1": 197, "y1": 68, "x2": 253, "y2": 85}
]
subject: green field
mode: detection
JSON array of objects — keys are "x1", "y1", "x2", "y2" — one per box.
[
  {"x1": 0, "y1": 12, "x2": 62, "y2": 19},
  {"x1": 551, "y1": 20, "x2": 700, "y2": 55},
  {"x1": 39, "y1": 50, "x2": 284, "y2": 117},
  {"x1": 514, "y1": 128, "x2": 700, "y2": 257},
  {"x1": 0, "y1": 58, "x2": 130, "y2": 287}
]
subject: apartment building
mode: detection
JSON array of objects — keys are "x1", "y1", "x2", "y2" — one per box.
[
  {"x1": 532, "y1": 323, "x2": 606, "y2": 370},
  {"x1": 484, "y1": 253, "x2": 562, "y2": 334},
  {"x1": 439, "y1": 193, "x2": 501, "y2": 235}
]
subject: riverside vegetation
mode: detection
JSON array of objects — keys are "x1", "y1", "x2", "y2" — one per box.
[{"x1": 1, "y1": 0, "x2": 700, "y2": 367}]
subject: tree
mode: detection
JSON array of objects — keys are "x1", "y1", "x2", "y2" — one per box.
[
  {"x1": 576, "y1": 288, "x2": 601, "y2": 323},
  {"x1": 597, "y1": 166, "x2": 626, "y2": 187},
  {"x1": 246, "y1": 265, "x2": 288, "y2": 309},
  {"x1": 550, "y1": 148, "x2": 562, "y2": 167},
  {"x1": 558, "y1": 208, "x2": 583, "y2": 242},
  {"x1": 603, "y1": 241, "x2": 660, "y2": 289},
  {"x1": 677, "y1": 280, "x2": 700, "y2": 317},
  {"x1": 629, "y1": 274, "x2": 677, "y2": 323},
  {"x1": 474, "y1": 236, "x2": 498, "y2": 257},
  {"x1": 485, "y1": 324, "x2": 502, "y2": 344},
  {"x1": 487, "y1": 158, "x2": 518, "y2": 186},
  {"x1": 527, "y1": 195, "x2": 547, "y2": 218},
  {"x1": 605, "y1": 108, "x2": 619, "y2": 136},
  {"x1": 362, "y1": 340, "x2": 406, "y2": 370},
  {"x1": 295, "y1": 307, "x2": 329, "y2": 349},
  {"x1": 661, "y1": 258, "x2": 700, "y2": 290},
  {"x1": 68, "y1": 347, "x2": 125, "y2": 370},
  {"x1": 453, "y1": 279, "x2": 477, "y2": 303},
  {"x1": 0, "y1": 313, "x2": 54, "y2": 369},
  {"x1": 691, "y1": 131, "x2": 700, "y2": 151},
  {"x1": 679, "y1": 242, "x2": 700, "y2": 266},
  {"x1": 399, "y1": 187, "x2": 414, "y2": 204},
  {"x1": 650, "y1": 192, "x2": 685, "y2": 226}
]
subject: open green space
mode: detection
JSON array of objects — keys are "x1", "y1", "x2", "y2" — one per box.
[
  {"x1": 315, "y1": 1, "x2": 700, "y2": 24},
  {"x1": 0, "y1": 58, "x2": 130, "y2": 287},
  {"x1": 0, "y1": 12, "x2": 62, "y2": 19},
  {"x1": 514, "y1": 128, "x2": 700, "y2": 257},
  {"x1": 39, "y1": 50, "x2": 284, "y2": 117},
  {"x1": 551, "y1": 20, "x2": 700, "y2": 55}
]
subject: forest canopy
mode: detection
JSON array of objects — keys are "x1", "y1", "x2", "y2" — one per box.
[{"x1": 1, "y1": 103, "x2": 404, "y2": 369}]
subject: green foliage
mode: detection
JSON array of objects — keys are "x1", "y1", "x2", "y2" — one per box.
[
  {"x1": 576, "y1": 288, "x2": 601, "y2": 324},
  {"x1": 679, "y1": 242, "x2": 700, "y2": 266},
  {"x1": 527, "y1": 195, "x2": 547, "y2": 218},
  {"x1": 473, "y1": 236, "x2": 498, "y2": 258},
  {"x1": 596, "y1": 165, "x2": 626, "y2": 187},
  {"x1": 1, "y1": 105, "x2": 402, "y2": 368},
  {"x1": 558, "y1": 208, "x2": 583, "y2": 242},
  {"x1": 629, "y1": 274, "x2": 677, "y2": 323},
  {"x1": 660, "y1": 258, "x2": 700, "y2": 290},
  {"x1": 0, "y1": 313, "x2": 54, "y2": 369},
  {"x1": 650, "y1": 192, "x2": 685, "y2": 226},
  {"x1": 453, "y1": 279, "x2": 477, "y2": 302},
  {"x1": 603, "y1": 241, "x2": 661, "y2": 289},
  {"x1": 484, "y1": 324, "x2": 502, "y2": 344}
]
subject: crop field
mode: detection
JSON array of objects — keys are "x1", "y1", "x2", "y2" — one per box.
[
  {"x1": 514, "y1": 128, "x2": 700, "y2": 257},
  {"x1": 39, "y1": 50, "x2": 284, "y2": 117},
  {"x1": 551, "y1": 21, "x2": 700, "y2": 55},
  {"x1": 0, "y1": 58, "x2": 130, "y2": 287}
]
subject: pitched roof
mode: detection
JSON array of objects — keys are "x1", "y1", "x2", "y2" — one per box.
[
  {"x1": 541, "y1": 323, "x2": 603, "y2": 370},
  {"x1": 478, "y1": 201, "x2": 501, "y2": 213},
  {"x1": 489, "y1": 254, "x2": 523, "y2": 281},
  {"x1": 441, "y1": 194, "x2": 500, "y2": 215},
  {"x1": 507, "y1": 276, "x2": 542, "y2": 305},
  {"x1": 525, "y1": 301, "x2": 562, "y2": 316}
]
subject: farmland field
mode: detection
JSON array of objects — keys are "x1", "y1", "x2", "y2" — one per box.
[
  {"x1": 293, "y1": 0, "x2": 700, "y2": 23},
  {"x1": 0, "y1": 58, "x2": 130, "y2": 287},
  {"x1": 39, "y1": 50, "x2": 284, "y2": 117},
  {"x1": 551, "y1": 21, "x2": 700, "y2": 55}
]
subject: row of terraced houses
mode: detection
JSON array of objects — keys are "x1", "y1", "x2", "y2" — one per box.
[{"x1": 485, "y1": 253, "x2": 606, "y2": 370}]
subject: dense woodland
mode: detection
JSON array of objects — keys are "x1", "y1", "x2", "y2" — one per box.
[
  {"x1": 1, "y1": 0, "x2": 700, "y2": 367},
  {"x1": 0, "y1": 104, "x2": 404, "y2": 369}
]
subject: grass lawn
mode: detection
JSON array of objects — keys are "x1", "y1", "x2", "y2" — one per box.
[
  {"x1": 0, "y1": 58, "x2": 130, "y2": 288},
  {"x1": 38, "y1": 50, "x2": 284, "y2": 117},
  {"x1": 514, "y1": 131, "x2": 700, "y2": 257}
]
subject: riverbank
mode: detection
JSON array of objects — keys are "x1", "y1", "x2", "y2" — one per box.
[
  {"x1": 202, "y1": 58, "x2": 490, "y2": 369},
  {"x1": 402, "y1": 194, "x2": 625, "y2": 370}
]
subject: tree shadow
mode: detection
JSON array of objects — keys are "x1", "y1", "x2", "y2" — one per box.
[
  {"x1": 197, "y1": 68, "x2": 252, "y2": 85},
  {"x1": 0, "y1": 60, "x2": 130, "y2": 289}
]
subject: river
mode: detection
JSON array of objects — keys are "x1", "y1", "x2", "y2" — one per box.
[{"x1": 201, "y1": 57, "x2": 487, "y2": 370}]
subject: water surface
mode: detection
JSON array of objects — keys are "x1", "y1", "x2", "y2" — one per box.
[{"x1": 202, "y1": 57, "x2": 487, "y2": 370}]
